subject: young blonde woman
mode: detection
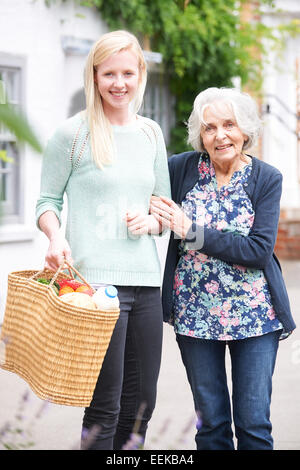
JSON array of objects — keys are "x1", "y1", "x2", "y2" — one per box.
[{"x1": 35, "y1": 30, "x2": 171, "y2": 450}]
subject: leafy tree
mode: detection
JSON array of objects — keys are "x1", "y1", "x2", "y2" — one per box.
[
  {"x1": 0, "y1": 104, "x2": 42, "y2": 155},
  {"x1": 52, "y1": 0, "x2": 300, "y2": 152}
]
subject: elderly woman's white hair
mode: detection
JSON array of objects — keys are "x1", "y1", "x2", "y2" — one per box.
[{"x1": 187, "y1": 87, "x2": 262, "y2": 152}]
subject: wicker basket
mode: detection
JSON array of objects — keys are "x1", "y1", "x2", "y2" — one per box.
[{"x1": 0, "y1": 261, "x2": 120, "y2": 407}]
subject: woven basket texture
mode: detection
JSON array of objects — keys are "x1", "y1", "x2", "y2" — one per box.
[{"x1": 0, "y1": 268, "x2": 120, "y2": 407}]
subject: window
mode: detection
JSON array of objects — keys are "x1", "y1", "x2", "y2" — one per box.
[{"x1": 0, "y1": 55, "x2": 24, "y2": 224}]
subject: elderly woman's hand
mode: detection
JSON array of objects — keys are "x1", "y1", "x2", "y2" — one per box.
[{"x1": 150, "y1": 196, "x2": 192, "y2": 239}]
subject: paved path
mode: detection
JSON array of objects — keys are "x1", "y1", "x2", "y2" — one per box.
[{"x1": 0, "y1": 259, "x2": 299, "y2": 450}]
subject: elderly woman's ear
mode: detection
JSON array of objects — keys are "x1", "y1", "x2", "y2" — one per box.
[{"x1": 244, "y1": 137, "x2": 249, "y2": 148}]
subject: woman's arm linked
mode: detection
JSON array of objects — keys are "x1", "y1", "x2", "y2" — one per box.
[{"x1": 151, "y1": 171, "x2": 282, "y2": 269}]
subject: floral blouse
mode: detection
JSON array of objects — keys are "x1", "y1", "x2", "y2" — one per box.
[{"x1": 172, "y1": 155, "x2": 283, "y2": 341}]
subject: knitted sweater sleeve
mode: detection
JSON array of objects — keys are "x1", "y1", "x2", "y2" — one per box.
[
  {"x1": 35, "y1": 122, "x2": 73, "y2": 229},
  {"x1": 185, "y1": 170, "x2": 283, "y2": 269}
]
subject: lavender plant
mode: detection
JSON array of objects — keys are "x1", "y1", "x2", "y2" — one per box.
[{"x1": 0, "y1": 388, "x2": 49, "y2": 450}]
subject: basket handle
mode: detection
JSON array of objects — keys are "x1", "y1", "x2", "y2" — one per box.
[
  {"x1": 49, "y1": 260, "x2": 96, "y2": 292},
  {"x1": 28, "y1": 260, "x2": 95, "y2": 293}
]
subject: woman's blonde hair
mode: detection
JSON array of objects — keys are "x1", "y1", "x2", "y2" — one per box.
[{"x1": 84, "y1": 30, "x2": 147, "y2": 169}]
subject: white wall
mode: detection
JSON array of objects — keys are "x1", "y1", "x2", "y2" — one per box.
[
  {"x1": 0, "y1": 0, "x2": 108, "y2": 320},
  {"x1": 261, "y1": 0, "x2": 300, "y2": 208}
]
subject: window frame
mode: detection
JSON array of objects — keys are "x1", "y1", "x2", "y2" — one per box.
[{"x1": 0, "y1": 53, "x2": 26, "y2": 225}]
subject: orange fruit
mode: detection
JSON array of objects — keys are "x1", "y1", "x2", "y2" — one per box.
[
  {"x1": 59, "y1": 285, "x2": 75, "y2": 296},
  {"x1": 75, "y1": 285, "x2": 94, "y2": 296}
]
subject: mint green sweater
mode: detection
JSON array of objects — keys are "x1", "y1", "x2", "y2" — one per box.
[{"x1": 36, "y1": 112, "x2": 171, "y2": 286}]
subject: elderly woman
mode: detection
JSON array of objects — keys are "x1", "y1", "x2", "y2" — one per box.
[{"x1": 151, "y1": 87, "x2": 296, "y2": 450}]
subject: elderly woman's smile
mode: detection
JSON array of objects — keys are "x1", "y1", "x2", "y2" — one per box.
[
  {"x1": 216, "y1": 144, "x2": 232, "y2": 150},
  {"x1": 201, "y1": 102, "x2": 248, "y2": 169}
]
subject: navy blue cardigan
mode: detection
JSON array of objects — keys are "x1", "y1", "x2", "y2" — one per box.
[{"x1": 162, "y1": 151, "x2": 296, "y2": 334}]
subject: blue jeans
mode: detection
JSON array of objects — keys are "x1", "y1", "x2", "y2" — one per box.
[
  {"x1": 176, "y1": 330, "x2": 281, "y2": 450},
  {"x1": 82, "y1": 286, "x2": 163, "y2": 450}
]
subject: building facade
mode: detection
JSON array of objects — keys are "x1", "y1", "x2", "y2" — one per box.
[
  {"x1": 0, "y1": 1, "x2": 103, "y2": 320},
  {"x1": 0, "y1": 0, "x2": 173, "y2": 321},
  {"x1": 261, "y1": 0, "x2": 300, "y2": 259},
  {"x1": 0, "y1": 0, "x2": 299, "y2": 321}
]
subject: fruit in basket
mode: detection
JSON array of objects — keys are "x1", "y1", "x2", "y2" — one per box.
[
  {"x1": 66, "y1": 280, "x2": 84, "y2": 290},
  {"x1": 59, "y1": 285, "x2": 75, "y2": 296},
  {"x1": 59, "y1": 292, "x2": 98, "y2": 310},
  {"x1": 57, "y1": 279, "x2": 71, "y2": 288},
  {"x1": 75, "y1": 285, "x2": 94, "y2": 296},
  {"x1": 57, "y1": 279, "x2": 83, "y2": 290},
  {"x1": 58, "y1": 283, "x2": 94, "y2": 296}
]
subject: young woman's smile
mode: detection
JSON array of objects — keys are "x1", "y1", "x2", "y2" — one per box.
[{"x1": 94, "y1": 49, "x2": 140, "y2": 121}]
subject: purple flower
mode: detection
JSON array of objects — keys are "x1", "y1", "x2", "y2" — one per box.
[{"x1": 122, "y1": 433, "x2": 144, "y2": 450}]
